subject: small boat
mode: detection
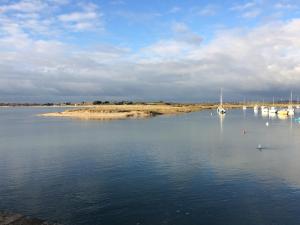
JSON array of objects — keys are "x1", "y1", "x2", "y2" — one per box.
[
  {"x1": 269, "y1": 106, "x2": 277, "y2": 114},
  {"x1": 253, "y1": 105, "x2": 259, "y2": 112},
  {"x1": 278, "y1": 113, "x2": 288, "y2": 120},
  {"x1": 256, "y1": 144, "x2": 264, "y2": 150},
  {"x1": 288, "y1": 106, "x2": 294, "y2": 116},
  {"x1": 287, "y1": 91, "x2": 294, "y2": 116},
  {"x1": 261, "y1": 107, "x2": 269, "y2": 117},
  {"x1": 261, "y1": 106, "x2": 269, "y2": 114},
  {"x1": 217, "y1": 89, "x2": 226, "y2": 114},
  {"x1": 269, "y1": 97, "x2": 277, "y2": 114},
  {"x1": 278, "y1": 109, "x2": 288, "y2": 116},
  {"x1": 242, "y1": 98, "x2": 247, "y2": 110},
  {"x1": 217, "y1": 106, "x2": 226, "y2": 114}
]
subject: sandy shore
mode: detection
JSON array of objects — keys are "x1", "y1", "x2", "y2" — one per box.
[
  {"x1": 39, "y1": 103, "x2": 245, "y2": 120},
  {"x1": 39, "y1": 102, "x2": 299, "y2": 121}
]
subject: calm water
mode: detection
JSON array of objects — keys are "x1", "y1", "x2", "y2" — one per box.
[{"x1": 1, "y1": 107, "x2": 300, "y2": 225}]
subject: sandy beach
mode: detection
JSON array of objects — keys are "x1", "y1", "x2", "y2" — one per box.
[{"x1": 39, "y1": 103, "x2": 245, "y2": 120}]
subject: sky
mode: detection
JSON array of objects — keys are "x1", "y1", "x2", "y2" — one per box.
[{"x1": 1, "y1": 0, "x2": 300, "y2": 102}]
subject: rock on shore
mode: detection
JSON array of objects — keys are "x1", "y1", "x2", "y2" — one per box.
[{"x1": 0, "y1": 212, "x2": 61, "y2": 225}]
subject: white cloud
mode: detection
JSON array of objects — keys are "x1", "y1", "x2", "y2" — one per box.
[
  {"x1": 141, "y1": 40, "x2": 192, "y2": 59},
  {"x1": 242, "y1": 8, "x2": 261, "y2": 18},
  {"x1": 0, "y1": 0, "x2": 47, "y2": 13},
  {"x1": 58, "y1": 12, "x2": 98, "y2": 22},
  {"x1": 197, "y1": 5, "x2": 217, "y2": 16},
  {"x1": 169, "y1": 6, "x2": 181, "y2": 14},
  {"x1": 113, "y1": 10, "x2": 161, "y2": 23},
  {"x1": 1, "y1": 2, "x2": 300, "y2": 101},
  {"x1": 172, "y1": 22, "x2": 202, "y2": 45},
  {"x1": 172, "y1": 22, "x2": 189, "y2": 33},
  {"x1": 58, "y1": 3, "x2": 103, "y2": 31},
  {"x1": 274, "y1": 2, "x2": 297, "y2": 10},
  {"x1": 0, "y1": 0, "x2": 103, "y2": 35},
  {"x1": 230, "y1": 1, "x2": 262, "y2": 19},
  {"x1": 231, "y1": 1, "x2": 256, "y2": 11}
]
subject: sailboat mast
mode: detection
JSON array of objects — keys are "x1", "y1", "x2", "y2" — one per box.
[{"x1": 220, "y1": 88, "x2": 223, "y2": 106}]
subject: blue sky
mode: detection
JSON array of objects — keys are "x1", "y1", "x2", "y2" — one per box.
[{"x1": 0, "y1": 0, "x2": 300, "y2": 102}]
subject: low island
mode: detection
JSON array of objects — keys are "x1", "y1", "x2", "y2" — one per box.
[{"x1": 39, "y1": 102, "x2": 244, "y2": 120}]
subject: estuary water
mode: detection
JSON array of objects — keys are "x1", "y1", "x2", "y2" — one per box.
[{"x1": 1, "y1": 107, "x2": 300, "y2": 225}]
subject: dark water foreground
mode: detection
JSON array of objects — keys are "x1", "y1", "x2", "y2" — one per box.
[
  {"x1": 0, "y1": 211, "x2": 61, "y2": 225},
  {"x1": 1, "y1": 107, "x2": 300, "y2": 225}
]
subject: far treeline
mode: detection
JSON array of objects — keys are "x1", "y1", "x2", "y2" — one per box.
[
  {"x1": 92, "y1": 100, "x2": 173, "y2": 105},
  {"x1": 0, "y1": 100, "x2": 297, "y2": 107},
  {"x1": 0, "y1": 101, "x2": 174, "y2": 106}
]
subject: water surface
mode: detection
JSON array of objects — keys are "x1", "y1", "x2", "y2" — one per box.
[{"x1": 1, "y1": 107, "x2": 300, "y2": 225}]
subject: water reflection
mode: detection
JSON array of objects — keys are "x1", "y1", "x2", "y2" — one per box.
[
  {"x1": 278, "y1": 114, "x2": 288, "y2": 120},
  {"x1": 218, "y1": 113, "x2": 225, "y2": 134},
  {"x1": 288, "y1": 115, "x2": 294, "y2": 129},
  {"x1": 269, "y1": 112, "x2": 277, "y2": 119},
  {"x1": 1, "y1": 108, "x2": 300, "y2": 225},
  {"x1": 261, "y1": 111, "x2": 269, "y2": 117},
  {"x1": 242, "y1": 108, "x2": 246, "y2": 119}
]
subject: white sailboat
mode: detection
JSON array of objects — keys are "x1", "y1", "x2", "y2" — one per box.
[
  {"x1": 261, "y1": 105, "x2": 269, "y2": 115},
  {"x1": 242, "y1": 98, "x2": 247, "y2": 110},
  {"x1": 288, "y1": 91, "x2": 294, "y2": 116},
  {"x1": 296, "y1": 97, "x2": 300, "y2": 109},
  {"x1": 269, "y1": 97, "x2": 277, "y2": 114},
  {"x1": 217, "y1": 89, "x2": 226, "y2": 114},
  {"x1": 260, "y1": 99, "x2": 268, "y2": 114},
  {"x1": 253, "y1": 104, "x2": 259, "y2": 113}
]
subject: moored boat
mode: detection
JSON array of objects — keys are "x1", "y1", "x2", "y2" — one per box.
[
  {"x1": 217, "y1": 89, "x2": 226, "y2": 114},
  {"x1": 269, "y1": 97, "x2": 277, "y2": 114},
  {"x1": 278, "y1": 113, "x2": 288, "y2": 120},
  {"x1": 287, "y1": 91, "x2": 295, "y2": 116},
  {"x1": 254, "y1": 105, "x2": 259, "y2": 114},
  {"x1": 278, "y1": 108, "x2": 288, "y2": 116},
  {"x1": 261, "y1": 106, "x2": 269, "y2": 114},
  {"x1": 288, "y1": 106, "x2": 294, "y2": 116},
  {"x1": 269, "y1": 106, "x2": 277, "y2": 114}
]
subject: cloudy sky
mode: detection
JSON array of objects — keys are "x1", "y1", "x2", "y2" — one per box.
[{"x1": 1, "y1": 0, "x2": 300, "y2": 102}]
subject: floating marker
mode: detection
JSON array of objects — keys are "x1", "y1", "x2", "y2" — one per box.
[{"x1": 266, "y1": 122, "x2": 269, "y2": 126}]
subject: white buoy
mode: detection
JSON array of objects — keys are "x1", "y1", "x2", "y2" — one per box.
[
  {"x1": 257, "y1": 144, "x2": 262, "y2": 150},
  {"x1": 266, "y1": 122, "x2": 269, "y2": 126}
]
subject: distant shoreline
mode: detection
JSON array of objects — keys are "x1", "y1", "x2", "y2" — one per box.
[{"x1": 1, "y1": 102, "x2": 297, "y2": 120}]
